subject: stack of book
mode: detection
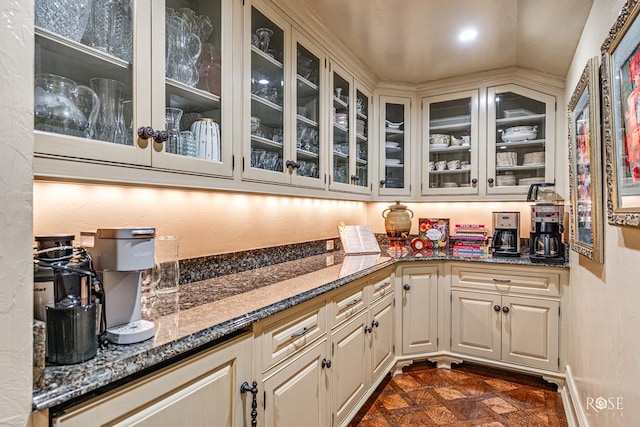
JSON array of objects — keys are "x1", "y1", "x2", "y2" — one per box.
[{"x1": 451, "y1": 224, "x2": 490, "y2": 258}]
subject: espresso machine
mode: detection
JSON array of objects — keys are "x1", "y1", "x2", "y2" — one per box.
[
  {"x1": 527, "y1": 183, "x2": 565, "y2": 263},
  {"x1": 83, "y1": 227, "x2": 156, "y2": 344},
  {"x1": 491, "y1": 212, "x2": 521, "y2": 257}
]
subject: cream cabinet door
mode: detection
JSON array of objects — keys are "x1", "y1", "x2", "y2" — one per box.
[
  {"x1": 331, "y1": 310, "x2": 369, "y2": 426},
  {"x1": 501, "y1": 295, "x2": 559, "y2": 371},
  {"x1": 451, "y1": 290, "x2": 501, "y2": 360},
  {"x1": 53, "y1": 335, "x2": 253, "y2": 427},
  {"x1": 400, "y1": 266, "x2": 438, "y2": 354},
  {"x1": 262, "y1": 339, "x2": 329, "y2": 427},
  {"x1": 369, "y1": 294, "x2": 395, "y2": 383}
]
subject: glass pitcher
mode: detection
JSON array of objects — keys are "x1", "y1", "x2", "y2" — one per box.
[
  {"x1": 89, "y1": 78, "x2": 126, "y2": 143},
  {"x1": 165, "y1": 12, "x2": 201, "y2": 87},
  {"x1": 34, "y1": 74, "x2": 99, "y2": 138}
]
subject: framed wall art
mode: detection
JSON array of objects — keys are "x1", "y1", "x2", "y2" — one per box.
[
  {"x1": 568, "y1": 56, "x2": 604, "y2": 262},
  {"x1": 601, "y1": 0, "x2": 640, "y2": 226}
]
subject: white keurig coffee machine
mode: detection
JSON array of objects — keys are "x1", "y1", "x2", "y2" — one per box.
[{"x1": 82, "y1": 227, "x2": 156, "y2": 344}]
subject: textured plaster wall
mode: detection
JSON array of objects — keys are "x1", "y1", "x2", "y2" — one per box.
[
  {"x1": 0, "y1": 0, "x2": 34, "y2": 425},
  {"x1": 33, "y1": 182, "x2": 369, "y2": 259},
  {"x1": 565, "y1": 0, "x2": 640, "y2": 424}
]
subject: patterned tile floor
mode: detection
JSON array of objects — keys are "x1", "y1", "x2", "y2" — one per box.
[{"x1": 349, "y1": 362, "x2": 568, "y2": 426}]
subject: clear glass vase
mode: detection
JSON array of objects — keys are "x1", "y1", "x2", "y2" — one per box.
[{"x1": 165, "y1": 107, "x2": 183, "y2": 154}]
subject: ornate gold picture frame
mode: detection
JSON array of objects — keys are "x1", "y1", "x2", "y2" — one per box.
[
  {"x1": 568, "y1": 57, "x2": 604, "y2": 262},
  {"x1": 601, "y1": 0, "x2": 640, "y2": 226}
]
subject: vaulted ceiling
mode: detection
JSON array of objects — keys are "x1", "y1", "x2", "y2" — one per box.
[{"x1": 298, "y1": 0, "x2": 594, "y2": 83}]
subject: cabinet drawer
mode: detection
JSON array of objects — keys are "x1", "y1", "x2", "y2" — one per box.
[
  {"x1": 450, "y1": 264, "x2": 560, "y2": 297},
  {"x1": 260, "y1": 303, "x2": 327, "y2": 372},
  {"x1": 330, "y1": 285, "x2": 366, "y2": 328},
  {"x1": 369, "y1": 276, "x2": 393, "y2": 304}
]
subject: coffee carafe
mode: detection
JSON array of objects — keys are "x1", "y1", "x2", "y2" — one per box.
[{"x1": 528, "y1": 183, "x2": 565, "y2": 263}]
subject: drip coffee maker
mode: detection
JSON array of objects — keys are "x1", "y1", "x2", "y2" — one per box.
[
  {"x1": 527, "y1": 183, "x2": 565, "y2": 263},
  {"x1": 491, "y1": 212, "x2": 520, "y2": 257},
  {"x1": 83, "y1": 227, "x2": 156, "y2": 344}
]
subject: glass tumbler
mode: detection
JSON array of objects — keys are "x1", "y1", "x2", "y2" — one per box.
[
  {"x1": 165, "y1": 108, "x2": 183, "y2": 154},
  {"x1": 154, "y1": 235, "x2": 181, "y2": 295}
]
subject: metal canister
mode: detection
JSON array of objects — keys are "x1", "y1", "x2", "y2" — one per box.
[{"x1": 190, "y1": 118, "x2": 220, "y2": 161}]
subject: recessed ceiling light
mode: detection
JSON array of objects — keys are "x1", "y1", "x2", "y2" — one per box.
[{"x1": 458, "y1": 28, "x2": 478, "y2": 42}]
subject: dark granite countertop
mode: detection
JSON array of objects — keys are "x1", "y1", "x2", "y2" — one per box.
[{"x1": 32, "y1": 249, "x2": 568, "y2": 411}]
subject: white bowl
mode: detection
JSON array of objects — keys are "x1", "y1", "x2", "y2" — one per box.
[
  {"x1": 385, "y1": 120, "x2": 404, "y2": 129},
  {"x1": 501, "y1": 131, "x2": 537, "y2": 142}
]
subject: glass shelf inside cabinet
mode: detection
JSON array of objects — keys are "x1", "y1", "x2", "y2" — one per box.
[
  {"x1": 165, "y1": 1, "x2": 223, "y2": 160},
  {"x1": 34, "y1": 18, "x2": 134, "y2": 145},
  {"x1": 494, "y1": 92, "x2": 546, "y2": 187},
  {"x1": 250, "y1": 7, "x2": 285, "y2": 172},
  {"x1": 384, "y1": 103, "x2": 405, "y2": 189},
  {"x1": 295, "y1": 43, "x2": 320, "y2": 179},
  {"x1": 427, "y1": 97, "x2": 472, "y2": 190},
  {"x1": 333, "y1": 73, "x2": 350, "y2": 184},
  {"x1": 354, "y1": 89, "x2": 369, "y2": 187}
]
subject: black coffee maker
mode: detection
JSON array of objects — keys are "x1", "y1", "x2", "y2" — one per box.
[
  {"x1": 527, "y1": 183, "x2": 565, "y2": 263},
  {"x1": 491, "y1": 212, "x2": 520, "y2": 257}
]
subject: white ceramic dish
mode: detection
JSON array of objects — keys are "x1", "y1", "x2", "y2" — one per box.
[
  {"x1": 385, "y1": 158, "x2": 401, "y2": 165},
  {"x1": 429, "y1": 143, "x2": 449, "y2": 150},
  {"x1": 429, "y1": 134, "x2": 450, "y2": 145},
  {"x1": 501, "y1": 131, "x2": 537, "y2": 142},
  {"x1": 385, "y1": 120, "x2": 404, "y2": 129},
  {"x1": 503, "y1": 109, "x2": 534, "y2": 118}
]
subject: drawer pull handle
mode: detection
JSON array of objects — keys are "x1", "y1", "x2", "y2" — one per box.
[
  {"x1": 346, "y1": 299, "x2": 359, "y2": 307},
  {"x1": 322, "y1": 358, "x2": 332, "y2": 369},
  {"x1": 494, "y1": 305, "x2": 501, "y2": 312},
  {"x1": 502, "y1": 306, "x2": 510, "y2": 314},
  {"x1": 291, "y1": 327, "x2": 309, "y2": 338},
  {"x1": 371, "y1": 319, "x2": 379, "y2": 328},
  {"x1": 493, "y1": 278, "x2": 512, "y2": 283},
  {"x1": 376, "y1": 282, "x2": 390, "y2": 289}
]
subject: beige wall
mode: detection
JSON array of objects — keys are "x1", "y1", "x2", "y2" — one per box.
[
  {"x1": 565, "y1": 0, "x2": 640, "y2": 424},
  {"x1": 0, "y1": 0, "x2": 34, "y2": 425},
  {"x1": 34, "y1": 182, "x2": 369, "y2": 259}
]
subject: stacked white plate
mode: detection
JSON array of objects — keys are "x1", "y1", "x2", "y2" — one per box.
[
  {"x1": 385, "y1": 158, "x2": 401, "y2": 166},
  {"x1": 519, "y1": 177, "x2": 545, "y2": 185},
  {"x1": 496, "y1": 151, "x2": 518, "y2": 166},
  {"x1": 356, "y1": 119, "x2": 365, "y2": 135},
  {"x1": 496, "y1": 175, "x2": 516, "y2": 186},
  {"x1": 385, "y1": 141, "x2": 400, "y2": 150},
  {"x1": 442, "y1": 182, "x2": 458, "y2": 188},
  {"x1": 334, "y1": 113, "x2": 348, "y2": 128},
  {"x1": 523, "y1": 151, "x2": 545, "y2": 165}
]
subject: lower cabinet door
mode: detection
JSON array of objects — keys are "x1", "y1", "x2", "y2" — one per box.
[
  {"x1": 262, "y1": 339, "x2": 330, "y2": 427},
  {"x1": 401, "y1": 266, "x2": 438, "y2": 354},
  {"x1": 370, "y1": 295, "x2": 394, "y2": 383},
  {"x1": 451, "y1": 290, "x2": 501, "y2": 360},
  {"x1": 331, "y1": 310, "x2": 369, "y2": 426},
  {"x1": 501, "y1": 295, "x2": 559, "y2": 371},
  {"x1": 52, "y1": 335, "x2": 253, "y2": 427}
]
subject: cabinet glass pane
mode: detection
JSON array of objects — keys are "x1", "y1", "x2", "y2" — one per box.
[
  {"x1": 355, "y1": 89, "x2": 369, "y2": 187},
  {"x1": 333, "y1": 72, "x2": 350, "y2": 184},
  {"x1": 428, "y1": 98, "x2": 472, "y2": 189},
  {"x1": 34, "y1": 0, "x2": 134, "y2": 144},
  {"x1": 384, "y1": 103, "x2": 405, "y2": 188},
  {"x1": 165, "y1": 1, "x2": 222, "y2": 160},
  {"x1": 295, "y1": 43, "x2": 320, "y2": 179},
  {"x1": 494, "y1": 92, "x2": 546, "y2": 187},
  {"x1": 249, "y1": 8, "x2": 284, "y2": 172}
]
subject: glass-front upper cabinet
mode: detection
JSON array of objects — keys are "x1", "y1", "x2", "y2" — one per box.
[
  {"x1": 354, "y1": 85, "x2": 371, "y2": 191},
  {"x1": 487, "y1": 84, "x2": 556, "y2": 195},
  {"x1": 290, "y1": 32, "x2": 325, "y2": 189},
  {"x1": 244, "y1": 4, "x2": 290, "y2": 184},
  {"x1": 34, "y1": 0, "x2": 149, "y2": 165},
  {"x1": 379, "y1": 96, "x2": 411, "y2": 196},
  {"x1": 153, "y1": 0, "x2": 232, "y2": 177},
  {"x1": 34, "y1": 0, "x2": 233, "y2": 177},
  {"x1": 329, "y1": 62, "x2": 371, "y2": 194},
  {"x1": 422, "y1": 90, "x2": 479, "y2": 196}
]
